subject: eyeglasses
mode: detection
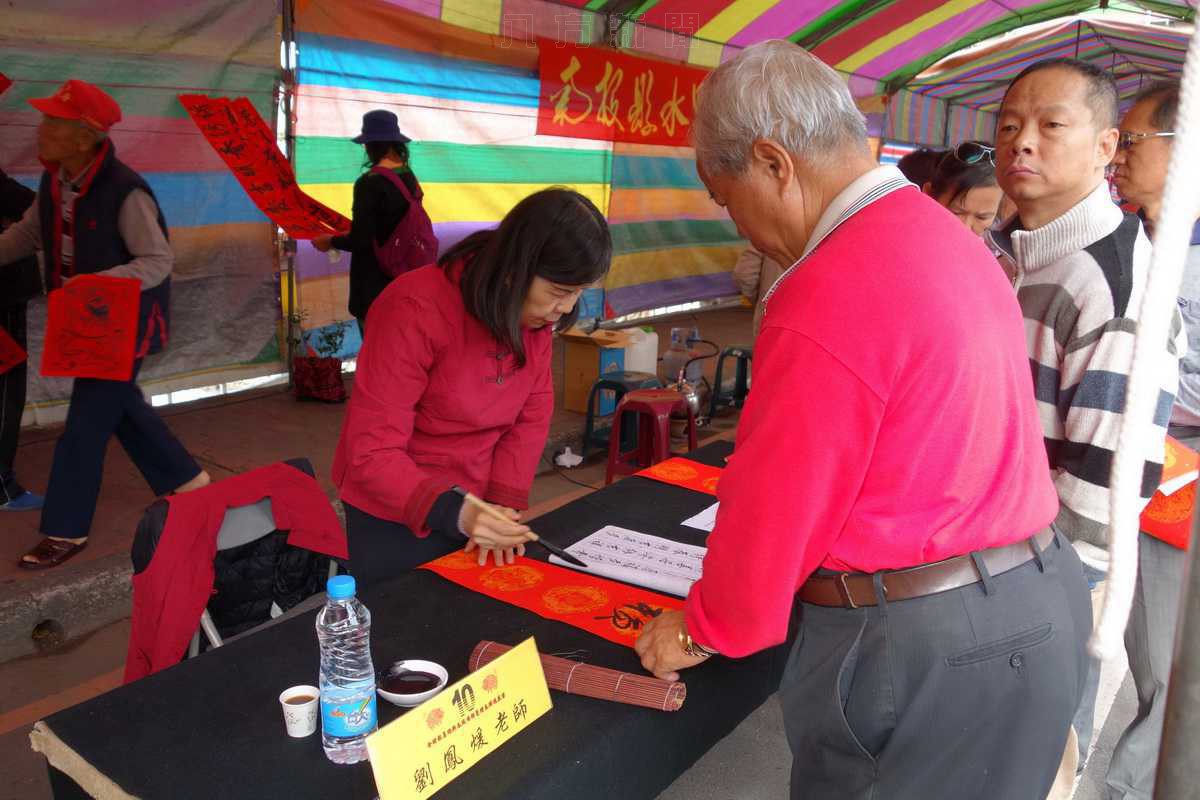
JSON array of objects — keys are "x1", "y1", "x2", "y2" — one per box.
[
  {"x1": 950, "y1": 141, "x2": 995, "y2": 167},
  {"x1": 1118, "y1": 130, "x2": 1175, "y2": 151}
]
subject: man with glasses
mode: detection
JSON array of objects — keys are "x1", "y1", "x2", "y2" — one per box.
[
  {"x1": 989, "y1": 59, "x2": 1183, "y2": 775},
  {"x1": 1106, "y1": 82, "x2": 1191, "y2": 800}
]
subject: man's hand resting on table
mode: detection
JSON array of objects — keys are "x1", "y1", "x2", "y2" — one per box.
[
  {"x1": 635, "y1": 610, "x2": 711, "y2": 682},
  {"x1": 460, "y1": 500, "x2": 532, "y2": 566}
]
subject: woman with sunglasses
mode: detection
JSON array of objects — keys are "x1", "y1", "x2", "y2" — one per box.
[
  {"x1": 923, "y1": 141, "x2": 1004, "y2": 237},
  {"x1": 331, "y1": 188, "x2": 612, "y2": 588}
]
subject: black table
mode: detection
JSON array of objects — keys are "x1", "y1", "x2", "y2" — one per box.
[{"x1": 37, "y1": 441, "x2": 793, "y2": 799}]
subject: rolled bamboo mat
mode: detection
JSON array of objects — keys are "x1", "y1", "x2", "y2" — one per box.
[{"x1": 469, "y1": 641, "x2": 686, "y2": 712}]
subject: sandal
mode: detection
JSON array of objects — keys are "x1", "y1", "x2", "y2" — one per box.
[{"x1": 18, "y1": 537, "x2": 88, "y2": 570}]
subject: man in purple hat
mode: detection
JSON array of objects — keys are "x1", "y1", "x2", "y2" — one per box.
[{"x1": 0, "y1": 79, "x2": 209, "y2": 569}]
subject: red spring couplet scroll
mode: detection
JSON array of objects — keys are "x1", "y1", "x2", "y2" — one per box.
[
  {"x1": 636, "y1": 457, "x2": 722, "y2": 496},
  {"x1": 178, "y1": 94, "x2": 350, "y2": 239},
  {"x1": 0, "y1": 326, "x2": 26, "y2": 375},
  {"x1": 422, "y1": 550, "x2": 682, "y2": 647},
  {"x1": 1140, "y1": 437, "x2": 1199, "y2": 550},
  {"x1": 41, "y1": 275, "x2": 140, "y2": 381}
]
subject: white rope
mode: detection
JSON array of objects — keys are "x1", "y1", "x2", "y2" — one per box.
[{"x1": 1094, "y1": 24, "x2": 1200, "y2": 660}]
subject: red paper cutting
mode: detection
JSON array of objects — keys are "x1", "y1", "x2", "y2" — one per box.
[
  {"x1": 422, "y1": 550, "x2": 682, "y2": 647},
  {"x1": 636, "y1": 457, "x2": 722, "y2": 496},
  {"x1": 0, "y1": 325, "x2": 26, "y2": 375},
  {"x1": 41, "y1": 275, "x2": 140, "y2": 381},
  {"x1": 178, "y1": 94, "x2": 350, "y2": 239}
]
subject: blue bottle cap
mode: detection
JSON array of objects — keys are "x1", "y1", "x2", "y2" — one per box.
[{"x1": 327, "y1": 575, "x2": 356, "y2": 600}]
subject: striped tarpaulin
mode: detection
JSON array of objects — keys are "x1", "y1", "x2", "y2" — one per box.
[
  {"x1": 0, "y1": 0, "x2": 281, "y2": 408},
  {"x1": 294, "y1": 0, "x2": 741, "y2": 341}
]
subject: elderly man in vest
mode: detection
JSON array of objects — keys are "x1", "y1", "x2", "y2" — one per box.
[
  {"x1": 633, "y1": 41, "x2": 1090, "y2": 799},
  {"x1": 0, "y1": 80, "x2": 209, "y2": 569}
]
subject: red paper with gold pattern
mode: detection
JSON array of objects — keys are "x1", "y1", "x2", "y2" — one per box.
[
  {"x1": 1140, "y1": 437, "x2": 1198, "y2": 550},
  {"x1": 636, "y1": 457, "x2": 722, "y2": 496},
  {"x1": 422, "y1": 550, "x2": 682, "y2": 647}
]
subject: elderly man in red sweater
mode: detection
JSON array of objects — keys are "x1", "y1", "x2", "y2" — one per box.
[{"x1": 635, "y1": 40, "x2": 1091, "y2": 799}]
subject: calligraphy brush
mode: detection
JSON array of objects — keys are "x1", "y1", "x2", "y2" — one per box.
[{"x1": 456, "y1": 490, "x2": 588, "y2": 568}]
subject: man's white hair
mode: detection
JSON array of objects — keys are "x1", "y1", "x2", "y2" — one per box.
[{"x1": 693, "y1": 40, "x2": 868, "y2": 176}]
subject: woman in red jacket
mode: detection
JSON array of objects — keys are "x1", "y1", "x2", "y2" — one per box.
[{"x1": 331, "y1": 188, "x2": 611, "y2": 587}]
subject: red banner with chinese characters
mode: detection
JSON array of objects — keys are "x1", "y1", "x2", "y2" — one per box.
[
  {"x1": 1140, "y1": 437, "x2": 1198, "y2": 550},
  {"x1": 41, "y1": 275, "x2": 140, "y2": 381},
  {"x1": 0, "y1": 325, "x2": 26, "y2": 375},
  {"x1": 422, "y1": 550, "x2": 682, "y2": 647},
  {"x1": 178, "y1": 95, "x2": 350, "y2": 239},
  {"x1": 636, "y1": 457, "x2": 722, "y2": 496},
  {"x1": 536, "y1": 42, "x2": 710, "y2": 148}
]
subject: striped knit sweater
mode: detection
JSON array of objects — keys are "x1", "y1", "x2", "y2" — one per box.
[{"x1": 989, "y1": 182, "x2": 1182, "y2": 551}]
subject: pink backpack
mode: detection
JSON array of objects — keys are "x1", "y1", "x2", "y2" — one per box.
[{"x1": 370, "y1": 166, "x2": 439, "y2": 278}]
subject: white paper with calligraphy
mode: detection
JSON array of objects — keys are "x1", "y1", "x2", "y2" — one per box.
[{"x1": 549, "y1": 525, "x2": 705, "y2": 597}]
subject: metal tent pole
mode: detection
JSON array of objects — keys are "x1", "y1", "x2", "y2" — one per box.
[{"x1": 281, "y1": 0, "x2": 299, "y2": 386}]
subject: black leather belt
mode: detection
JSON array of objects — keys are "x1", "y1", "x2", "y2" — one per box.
[{"x1": 797, "y1": 527, "x2": 1055, "y2": 608}]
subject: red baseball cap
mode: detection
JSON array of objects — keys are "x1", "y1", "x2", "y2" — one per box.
[{"x1": 29, "y1": 80, "x2": 122, "y2": 133}]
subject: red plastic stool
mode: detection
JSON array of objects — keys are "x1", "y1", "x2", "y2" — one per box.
[{"x1": 605, "y1": 388, "x2": 698, "y2": 485}]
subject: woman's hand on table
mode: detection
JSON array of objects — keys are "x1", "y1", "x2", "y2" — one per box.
[
  {"x1": 460, "y1": 500, "x2": 532, "y2": 566},
  {"x1": 634, "y1": 610, "x2": 711, "y2": 682}
]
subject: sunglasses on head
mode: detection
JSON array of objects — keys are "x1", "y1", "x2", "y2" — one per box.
[
  {"x1": 949, "y1": 142, "x2": 995, "y2": 167},
  {"x1": 1118, "y1": 130, "x2": 1175, "y2": 151}
]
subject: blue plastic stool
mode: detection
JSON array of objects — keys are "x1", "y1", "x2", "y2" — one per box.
[
  {"x1": 708, "y1": 345, "x2": 753, "y2": 418},
  {"x1": 581, "y1": 371, "x2": 662, "y2": 458}
]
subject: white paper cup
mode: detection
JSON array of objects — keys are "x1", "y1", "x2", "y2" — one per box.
[{"x1": 279, "y1": 685, "x2": 319, "y2": 738}]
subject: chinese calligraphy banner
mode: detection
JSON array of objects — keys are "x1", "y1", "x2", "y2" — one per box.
[
  {"x1": 422, "y1": 550, "x2": 683, "y2": 647},
  {"x1": 179, "y1": 94, "x2": 350, "y2": 239},
  {"x1": 536, "y1": 43, "x2": 710, "y2": 148},
  {"x1": 41, "y1": 275, "x2": 140, "y2": 381},
  {"x1": 368, "y1": 637, "x2": 552, "y2": 800}
]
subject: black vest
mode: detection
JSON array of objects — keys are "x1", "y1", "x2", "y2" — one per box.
[{"x1": 36, "y1": 141, "x2": 172, "y2": 356}]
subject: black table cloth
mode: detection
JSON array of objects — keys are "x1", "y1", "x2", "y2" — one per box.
[{"x1": 42, "y1": 441, "x2": 794, "y2": 799}]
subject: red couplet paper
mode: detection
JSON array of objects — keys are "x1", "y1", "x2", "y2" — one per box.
[
  {"x1": 636, "y1": 457, "x2": 722, "y2": 496},
  {"x1": 41, "y1": 275, "x2": 141, "y2": 381},
  {"x1": 178, "y1": 94, "x2": 350, "y2": 239},
  {"x1": 1140, "y1": 437, "x2": 1198, "y2": 550},
  {"x1": 536, "y1": 41, "x2": 710, "y2": 148},
  {"x1": 0, "y1": 325, "x2": 26, "y2": 375},
  {"x1": 422, "y1": 550, "x2": 682, "y2": 647}
]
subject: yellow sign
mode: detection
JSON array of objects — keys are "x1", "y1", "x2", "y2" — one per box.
[{"x1": 366, "y1": 638, "x2": 552, "y2": 798}]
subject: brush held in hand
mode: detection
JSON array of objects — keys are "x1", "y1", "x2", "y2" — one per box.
[{"x1": 470, "y1": 641, "x2": 686, "y2": 712}]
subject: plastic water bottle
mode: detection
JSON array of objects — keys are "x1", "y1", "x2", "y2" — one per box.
[{"x1": 317, "y1": 575, "x2": 378, "y2": 764}]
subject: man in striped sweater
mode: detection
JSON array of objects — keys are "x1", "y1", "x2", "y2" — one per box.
[{"x1": 989, "y1": 59, "x2": 1182, "y2": 774}]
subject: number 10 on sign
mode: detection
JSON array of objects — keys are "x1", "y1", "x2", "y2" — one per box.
[{"x1": 366, "y1": 638, "x2": 552, "y2": 798}]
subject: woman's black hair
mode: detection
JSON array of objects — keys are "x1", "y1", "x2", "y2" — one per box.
[
  {"x1": 438, "y1": 188, "x2": 612, "y2": 368},
  {"x1": 927, "y1": 141, "x2": 997, "y2": 206},
  {"x1": 896, "y1": 147, "x2": 943, "y2": 186},
  {"x1": 363, "y1": 140, "x2": 410, "y2": 169}
]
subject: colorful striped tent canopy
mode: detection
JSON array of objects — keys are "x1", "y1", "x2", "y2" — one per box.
[{"x1": 1, "y1": 1, "x2": 281, "y2": 411}]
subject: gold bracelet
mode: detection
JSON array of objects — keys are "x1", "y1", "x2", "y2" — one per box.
[{"x1": 677, "y1": 625, "x2": 717, "y2": 658}]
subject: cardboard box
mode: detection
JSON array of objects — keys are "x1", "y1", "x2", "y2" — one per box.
[{"x1": 560, "y1": 327, "x2": 633, "y2": 415}]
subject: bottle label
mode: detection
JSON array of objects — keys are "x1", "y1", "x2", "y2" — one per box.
[{"x1": 321, "y1": 690, "x2": 378, "y2": 738}]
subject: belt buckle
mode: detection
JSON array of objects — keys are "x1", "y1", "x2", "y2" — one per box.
[{"x1": 838, "y1": 573, "x2": 859, "y2": 609}]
